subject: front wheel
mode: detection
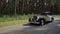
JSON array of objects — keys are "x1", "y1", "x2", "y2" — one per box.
[{"x1": 40, "y1": 20, "x2": 46, "y2": 26}]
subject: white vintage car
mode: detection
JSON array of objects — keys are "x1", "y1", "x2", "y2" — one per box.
[{"x1": 29, "y1": 12, "x2": 54, "y2": 25}]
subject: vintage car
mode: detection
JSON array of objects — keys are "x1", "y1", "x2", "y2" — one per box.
[{"x1": 29, "y1": 12, "x2": 54, "y2": 25}]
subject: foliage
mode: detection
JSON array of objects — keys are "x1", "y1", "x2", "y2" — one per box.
[
  {"x1": 0, "y1": 0, "x2": 60, "y2": 15},
  {"x1": 0, "y1": 14, "x2": 32, "y2": 27},
  {"x1": 53, "y1": 15, "x2": 60, "y2": 18}
]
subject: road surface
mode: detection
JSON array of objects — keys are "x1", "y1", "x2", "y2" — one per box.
[{"x1": 0, "y1": 18, "x2": 60, "y2": 34}]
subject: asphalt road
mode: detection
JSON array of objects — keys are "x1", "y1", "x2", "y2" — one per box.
[{"x1": 0, "y1": 18, "x2": 60, "y2": 34}]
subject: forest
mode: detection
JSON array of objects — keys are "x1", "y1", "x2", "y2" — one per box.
[{"x1": 0, "y1": 0, "x2": 60, "y2": 16}]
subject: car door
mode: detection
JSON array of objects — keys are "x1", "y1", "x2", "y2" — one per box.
[{"x1": 44, "y1": 15, "x2": 52, "y2": 21}]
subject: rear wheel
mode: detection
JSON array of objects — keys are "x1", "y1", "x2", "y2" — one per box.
[{"x1": 51, "y1": 18, "x2": 54, "y2": 22}]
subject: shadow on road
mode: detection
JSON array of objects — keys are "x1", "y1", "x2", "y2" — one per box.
[{"x1": 23, "y1": 23, "x2": 41, "y2": 26}]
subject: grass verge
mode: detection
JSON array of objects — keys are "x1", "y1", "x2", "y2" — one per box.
[
  {"x1": 0, "y1": 20, "x2": 28, "y2": 27},
  {"x1": 0, "y1": 14, "x2": 32, "y2": 27},
  {"x1": 53, "y1": 15, "x2": 60, "y2": 18}
]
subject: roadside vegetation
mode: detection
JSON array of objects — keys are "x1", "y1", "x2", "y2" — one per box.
[
  {"x1": 53, "y1": 15, "x2": 60, "y2": 18},
  {"x1": 0, "y1": 14, "x2": 32, "y2": 27},
  {"x1": 0, "y1": 14, "x2": 60, "y2": 27}
]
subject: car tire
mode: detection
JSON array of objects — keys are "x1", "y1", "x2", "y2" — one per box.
[
  {"x1": 51, "y1": 17, "x2": 54, "y2": 22},
  {"x1": 39, "y1": 19, "x2": 46, "y2": 26}
]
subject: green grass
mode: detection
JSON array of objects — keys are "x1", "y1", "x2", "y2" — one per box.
[
  {"x1": 0, "y1": 14, "x2": 32, "y2": 27},
  {"x1": 0, "y1": 20, "x2": 28, "y2": 27},
  {"x1": 53, "y1": 15, "x2": 60, "y2": 18}
]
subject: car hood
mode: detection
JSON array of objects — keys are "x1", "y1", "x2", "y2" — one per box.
[{"x1": 32, "y1": 15, "x2": 45, "y2": 18}]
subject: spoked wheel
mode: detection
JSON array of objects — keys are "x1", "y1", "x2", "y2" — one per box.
[{"x1": 40, "y1": 20, "x2": 46, "y2": 26}]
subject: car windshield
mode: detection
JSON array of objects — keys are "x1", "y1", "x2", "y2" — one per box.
[{"x1": 40, "y1": 12, "x2": 52, "y2": 15}]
